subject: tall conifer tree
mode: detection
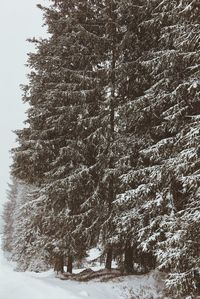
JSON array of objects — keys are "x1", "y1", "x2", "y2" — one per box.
[{"x1": 112, "y1": 0, "x2": 200, "y2": 295}]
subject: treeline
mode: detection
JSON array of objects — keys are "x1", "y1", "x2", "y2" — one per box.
[{"x1": 2, "y1": 1, "x2": 200, "y2": 298}]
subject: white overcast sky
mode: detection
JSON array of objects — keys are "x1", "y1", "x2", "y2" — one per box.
[{"x1": 0, "y1": 0, "x2": 48, "y2": 215}]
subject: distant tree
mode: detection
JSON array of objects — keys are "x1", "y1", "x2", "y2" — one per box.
[
  {"x1": 11, "y1": 183, "x2": 50, "y2": 272},
  {"x1": 2, "y1": 178, "x2": 18, "y2": 253}
]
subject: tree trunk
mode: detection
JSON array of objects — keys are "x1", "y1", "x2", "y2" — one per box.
[
  {"x1": 54, "y1": 255, "x2": 64, "y2": 274},
  {"x1": 104, "y1": 0, "x2": 116, "y2": 271},
  {"x1": 105, "y1": 247, "x2": 113, "y2": 270},
  {"x1": 124, "y1": 245, "x2": 133, "y2": 274},
  {"x1": 67, "y1": 255, "x2": 73, "y2": 274}
]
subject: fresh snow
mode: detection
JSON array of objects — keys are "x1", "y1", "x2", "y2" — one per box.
[
  {"x1": 0, "y1": 245, "x2": 119, "y2": 299},
  {"x1": 0, "y1": 238, "x2": 167, "y2": 299},
  {"x1": 86, "y1": 247, "x2": 102, "y2": 262}
]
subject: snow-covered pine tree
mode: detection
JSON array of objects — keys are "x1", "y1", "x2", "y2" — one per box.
[
  {"x1": 10, "y1": 182, "x2": 49, "y2": 272},
  {"x1": 111, "y1": 0, "x2": 200, "y2": 293},
  {"x1": 142, "y1": 1, "x2": 200, "y2": 297},
  {"x1": 2, "y1": 177, "x2": 47, "y2": 272},
  {"x1": 11, "y1": 0, "x2": 153, "y2": 272},
  {"x1": 100, "y1": 0, "x2": 158, "y2": 273},
  {"x1": 33, "y1": 0, "x2": 133, "y2": 271},
  {"x1": 11, "y1": 0, "x2": 97, "y2": 272},
  {"x1": 2, "y1": 178, "x2": 18, "y2": 253},
  {"x1": 11, "y1": 0, "x2": 117, "y2": 272},
  {"x1": 86, "y1": 0, "x2": 149, "y2": 270}
]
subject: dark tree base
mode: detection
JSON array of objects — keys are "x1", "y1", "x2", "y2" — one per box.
[{"x1": 105, "y1": 247, "x2": 113, "y2": 270}]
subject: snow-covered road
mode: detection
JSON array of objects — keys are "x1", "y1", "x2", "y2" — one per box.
[
  {"x1": 0, "y1": 241, "x2": 122, "y2": 299},
  {"x1": 0, "y1": 237, "x2": 166, "y2": 299}
]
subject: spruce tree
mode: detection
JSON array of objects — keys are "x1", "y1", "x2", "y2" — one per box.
[
  {"x1": 11, "y1": 183, "x2": 48, "y2": 272},
  {"x1": 12, "y1": 0, "x2": 113, "y2": 272},
  {"x1": 84, "y1": 0, "x2": 148, "y2": 270},
  {"x1": 112, "y1": 0, "x2": 200, "y2": 295},
  {"x1": 2, "y1": 178, "x2": 18, "y2": 253}
]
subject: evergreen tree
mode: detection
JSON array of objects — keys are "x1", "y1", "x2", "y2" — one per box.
[
  {"x1": 12, "y1": 0, "x2": 112, "y2": 272},
  {"x1": 112, "y1": 0, "x2": 200, "y2": 295},
  {"x1": 11, "y1": 183, "x2": 49, "y2": 272},
  {"x1": 11, "y1": 0, "x2": 146, "y2": 271},
  {"x1": 2, "y1": 178, "x2": 18, "y2": 253}
]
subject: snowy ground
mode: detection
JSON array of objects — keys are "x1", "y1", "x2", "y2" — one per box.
[{"x1": 0, "y1": 239, "x2": 167, "y2": 299}]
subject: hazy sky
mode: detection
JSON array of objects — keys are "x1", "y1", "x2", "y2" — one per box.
[{"x1": 0, "y1": 0, "x2": 47, "y2": 214}]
